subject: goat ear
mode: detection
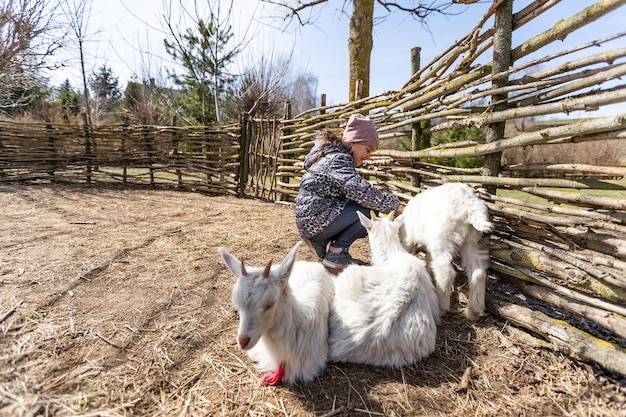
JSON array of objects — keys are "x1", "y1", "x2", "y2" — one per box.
[
  {"x1": 369, "y1": 210, "x2": 377, "y2": 220},
  {"x1": 394, "y1": 213, "x2": 405, "y2": 226},
  {"x1": 358, "y1": 211, "x2": 373, "y2": 231},
  {"x1": 218, "y1": 247, "x2": 242, "y2": 277},
  {"x1": 262, "y1": 260, "x2": 272, "y2": 278},
  {"x1": 275, "y1": 242, "x2": 301, "y2": 284},
  {"x1": 241, "y1": 259, "x2": 247, "y2": 276}
]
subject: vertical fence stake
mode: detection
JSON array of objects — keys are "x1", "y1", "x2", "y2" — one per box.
[
  {"x1": 145, "y1": 122, "x2": 154, "y2": 186},
  {"x1": 122, "y1": 121, "x2": 128, "y2": 184},
  {"x1": 410, "y1": 46, "x2": 422, "y2": 189},
  {"x1": 483, "y1": 0, "x2": 513, "y2": 194},
  {"x1": 279, "y1": 101, "x2": 293, "y2": 201},
  {"x1": 46, "y1": 124, "x2": 56, "y2": 182},
  {"x1": 239, "y1": 114, "x2": 250, "y2": 198},
  {"x1": 172, "y1": 118, "x2": 182, "y2": 188},
  {"x1": 81, "y1": 113, "x2": 92, "y2": 184}
]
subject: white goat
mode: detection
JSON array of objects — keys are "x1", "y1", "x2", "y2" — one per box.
[
  {"x1": 328, "y1": 211, "x2": 439, "y2": 368},
  {"x1": 398, "y1": 182, "x2": 493, "y2": 321},
  {"x1": 218, "y1": 242, "x2": 334, "y2": 386}
]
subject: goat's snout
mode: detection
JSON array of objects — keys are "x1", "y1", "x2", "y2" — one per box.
[{"x1": 238, "y1": 334, "x2": 251, "y2": 350}]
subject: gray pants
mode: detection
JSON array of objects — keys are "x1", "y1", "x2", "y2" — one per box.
[{"x1": 311, "y1": 201, "x2": 371, "y2": 250}]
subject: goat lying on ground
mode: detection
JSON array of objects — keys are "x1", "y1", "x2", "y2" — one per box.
[
  {"x1": 398, "y1": 182, "x2": 493, "y2": 321},
  {"x1": 328, "y1": 211, "x2": 439, "y2": 367},
  {"x1": 219, "y1": 242, "x2": 334, "y2": 386}
]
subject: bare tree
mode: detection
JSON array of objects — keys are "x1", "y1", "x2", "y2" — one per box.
[
  {"x1": 61, "y1": 0, "x2": 95, "y2": 125},
  {"x1": 0, "y1": 0, "x2": 65, "y2": 112},
  {"x1": 232, "y1": 49, "x2": 317, "y2": 118},
  {"x1": 121, "y1": 77, "x2": 177, "y2": 125},
  {"x1": 262, "y1": 0, "x2": 456, "y2": 100},
  {"x1": 289, "y1": 72, "x2": 317, "y2": 115}
]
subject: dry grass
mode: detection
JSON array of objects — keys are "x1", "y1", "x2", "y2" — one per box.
[{"x1": 1, "y1": 184, "x2": 624, "y2": 416}]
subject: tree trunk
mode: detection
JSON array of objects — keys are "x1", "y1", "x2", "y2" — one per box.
[
  {"x1": 348, "y1": 0, "x2": 374, "y2": 101},
  {"x1": 79, "y1": 37, "x2": 92, "y2": 126},
  {"x1": 482, "y1": 0, "x2": 512, "y2": 192}
]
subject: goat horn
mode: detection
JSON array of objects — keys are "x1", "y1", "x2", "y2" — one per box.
[
  {"x1": 262, "y1": 260, "x2": 273, "y2": 278},
  {"x1": 387, "y1": 211, "x2": 395, "y2": 219},
  {"x1": 240, "y1": 259, "x2": 247, "y2": 276},
  {"x1": 370, "y1": 210, "x2": 377, "y2": 220}
]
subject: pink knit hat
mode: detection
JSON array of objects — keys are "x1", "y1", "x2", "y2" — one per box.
[{"x1": 342, "y1": 114, "x2": 379, "y2": 147}]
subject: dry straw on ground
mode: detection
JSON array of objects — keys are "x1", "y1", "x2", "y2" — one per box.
[{"x1": 1, "y1": 184, "x2": 624, "y2": 416}]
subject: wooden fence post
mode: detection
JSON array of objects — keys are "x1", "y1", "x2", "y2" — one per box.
[
  {"x1": 483, "y1": 0, "x2": 513, "y2": 193},
  {"x1": 280, "y1": 102, "x2": 293, "y2": 201},
  {"x1": 239, "y1": 113, "x2": 250, "y2": 198},
  {"x1": 138, "y1": 118, "x2": 155, "y2": 186},
  {"x1": 122, "y1": 118, "x2": 128, "y2": 184},
  {"x1": 172, "y1": 117, "x2": 182, "y2": 188},
  {"x1": 320, "y1": 94, "x2": 326, "y2": 114},
  {"x1": 410, "y1": 46, "x2": 422, "y2": 188},
  {"x1": 81, "y1": 113, "x2": 92, "y2": 184},
  {"x1": 46, "y1": 124, "x2": 56, "y2": 182}
]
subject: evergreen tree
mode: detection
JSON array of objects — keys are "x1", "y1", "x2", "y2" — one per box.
[
  {"x1": 164, "y1": 14, "x2": 237, "y2": 125},
  {"x1": 88, "y1": 64, "x2": 122, "y2": 122},
  {"x1": 89, "y1": 65, "x2": 121, "y2": 100},
  {"x1": 434, "y1": 126, "x2": 484, "y2": 168},
  {"x1": 57, "y1": 79, "x2": 80, "y2": 122}
]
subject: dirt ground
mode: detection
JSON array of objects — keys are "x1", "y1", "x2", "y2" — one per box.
[{"x1": 1, "y1": 184, "x2": 624, "y2": 417}]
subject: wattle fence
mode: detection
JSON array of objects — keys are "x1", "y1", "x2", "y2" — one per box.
[{"x1": 1, "y1": 0, "x2": 625, "y2": 376}]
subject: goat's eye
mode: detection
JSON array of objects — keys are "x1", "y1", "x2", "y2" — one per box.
[{"x1": 263, "y1": 304, "x2": 273, "y2": 312}]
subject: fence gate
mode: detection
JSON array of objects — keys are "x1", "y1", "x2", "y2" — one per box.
[{"x1": 241, "y1": 116, "x2": 286, "y2": 200}]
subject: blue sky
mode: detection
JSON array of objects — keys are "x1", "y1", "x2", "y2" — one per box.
[{"x1": 52, "y1": 0, "x2": 625, "y2": 114}]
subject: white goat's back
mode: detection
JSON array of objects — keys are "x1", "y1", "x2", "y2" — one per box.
[
  {"x1": 219, "y1": 242, "x2": 335, "y2": 385},
  {"x1": 398, "y1": 182, "x2": 492, "y2": 320},
  {"x1": 400, "y1": 183, "x2": 491, "y2": 250},
  {"x1": 328, "y1": 212, "x2": 439, "y2": 367}
]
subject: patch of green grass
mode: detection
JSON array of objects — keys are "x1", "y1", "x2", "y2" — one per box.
[
  {"x1": 497, "y1": 178, "x2": 626, "y2": 204},
  {"x1": 497, "y1": 188, "x2": 552, "y2": 205}
]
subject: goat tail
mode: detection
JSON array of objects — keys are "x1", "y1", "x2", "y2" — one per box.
[{"x1": 467, "y1": 200, "x2": 493, "y2": 234}]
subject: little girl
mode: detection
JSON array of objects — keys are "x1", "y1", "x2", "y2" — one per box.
[{"x1": 295, "y1": 113, "x2": 403, "y2": 270}]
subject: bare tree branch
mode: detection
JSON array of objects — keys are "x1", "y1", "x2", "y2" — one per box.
[
  {"x1": 376, "y1": 0, "x2": 454, "y2": 19},
  {"x1": 0, "y1": 0, "x2": 66, "y2": 111},
  {"x1": 258, "y1": 0, "x2": 460, "y2": 99},
  {"x1": 61, "y1": 0, "x2": 96, "y2": 124}
]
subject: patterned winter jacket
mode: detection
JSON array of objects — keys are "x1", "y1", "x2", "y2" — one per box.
[{"x1": 295, "y1": 141, "x2": 400, "y2": 239}]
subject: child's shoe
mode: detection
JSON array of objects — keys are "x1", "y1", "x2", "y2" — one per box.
[
  {"x1": 302, "y1": 239, "x2": 328, "y2": 261},
  {"x1": 322, "y1": 246, "x2": 362, "y2": 270}
]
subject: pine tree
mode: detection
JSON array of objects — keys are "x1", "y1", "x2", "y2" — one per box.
[
  {"x1": 57, "y1": 79, "x2": 80, "y2": 122},
  {"x1": 164, "y1": 15, "x2": 237, "y2": 125},
  {"x1": 88, "y1": 65, "x2": 122, "y2": 122}
]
